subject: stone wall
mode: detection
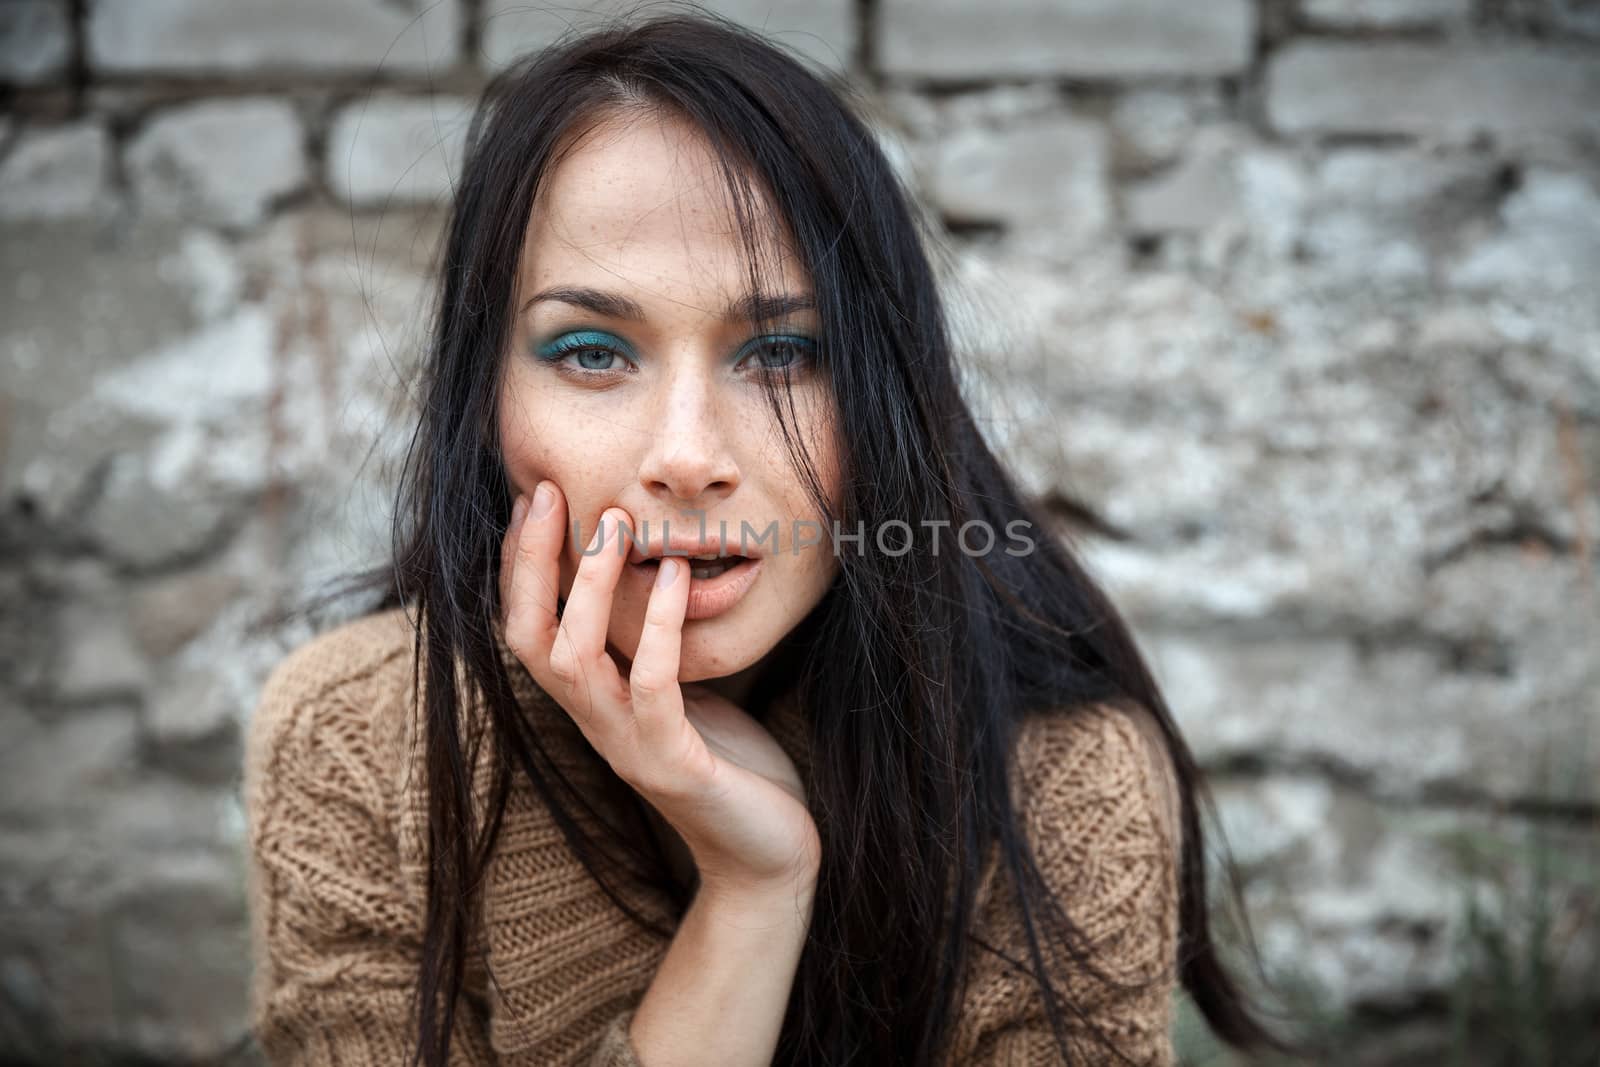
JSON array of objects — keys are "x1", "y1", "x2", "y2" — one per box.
[{"x1": 3, "y1": 0, "x2": 1597, "y2": 1062}]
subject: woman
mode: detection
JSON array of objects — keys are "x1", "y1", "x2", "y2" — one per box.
[{"x1": 243, "y1": 7, "x2": 1293, "y2": 1066}]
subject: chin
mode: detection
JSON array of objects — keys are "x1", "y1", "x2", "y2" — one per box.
[
  {"x1": 675, "y1": 623, "x2": 764, "y2": 682},
  {"x1": 598, "y1": 612, "x2": 760, "y2": 686}
]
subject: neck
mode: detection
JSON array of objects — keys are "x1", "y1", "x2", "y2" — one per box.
[
  {"x1": 692, "y1": 622, "x2": 811, "y2": 719},
  {"x1": 696, "y1": 660, "x2": 763, "y2": 709},
  {"x1": 619, "y1": 593, "x2": 825, "y2": 718}
]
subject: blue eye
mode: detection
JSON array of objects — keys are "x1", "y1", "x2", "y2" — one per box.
[
  {"x1": 741, "y1": 335, "x2": 816, "y2": 373},
  {"x1": 533, "y1": 330, "x2": 815, "y2": 381},
  {"x1": 536, "y1": 331, "x2": 632, "y2": 375}
]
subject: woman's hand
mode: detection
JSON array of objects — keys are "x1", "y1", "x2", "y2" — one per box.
[{"x1": 499, "y1": 480, "x2": 820, "y2": 899}]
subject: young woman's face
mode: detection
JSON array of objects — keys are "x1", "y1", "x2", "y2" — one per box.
[{"x1": 497, "y1": 108, "x2": 843, "y2": 692}]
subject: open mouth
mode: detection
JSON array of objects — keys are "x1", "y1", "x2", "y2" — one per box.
[
  {"x1": 633, "y1": 555, "x2": 749, "y2": 580},
  {"x1": 626, "y1": 553, "x2": 764, "y2": 620}
]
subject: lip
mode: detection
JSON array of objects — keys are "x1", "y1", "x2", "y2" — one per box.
[
  {"x1": 627, "y1": 555, "x2": 764, "y2": 620},
  {"x1": 623, "y1": 522, "x2": 767, "y2": 565}
]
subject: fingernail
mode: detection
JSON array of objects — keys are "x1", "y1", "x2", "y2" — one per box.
[
  {"x1": 531, "y1": 481, "x2": 555, "y2": 519},
  {"x1": 511, "y1": 493, "x2": 528, "y2": 526},
  {"x1": 656, "y1": 556, "x2": 678, "y2": 588}
]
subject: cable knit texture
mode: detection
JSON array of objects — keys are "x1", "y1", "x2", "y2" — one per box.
[{"x1": 242, "y1": 606, "x2": 1182, "y2": 1066}]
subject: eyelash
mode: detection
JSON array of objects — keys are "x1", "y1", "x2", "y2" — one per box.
[{"x1": 536, "y1": 333, "x2": 817, "y2": 381}]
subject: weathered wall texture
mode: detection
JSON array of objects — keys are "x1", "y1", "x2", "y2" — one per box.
[{"x1": 2, "y1": 0, "x2": 1597, "y2": 1062}]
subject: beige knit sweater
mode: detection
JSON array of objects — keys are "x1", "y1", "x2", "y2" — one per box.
[{"x1": 242, "y1": 606, "x2": 1182, "y2": 1066}]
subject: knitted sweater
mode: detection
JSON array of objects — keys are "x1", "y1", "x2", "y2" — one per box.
[{"x1": 241, "y1": 606, "x2": 1182, "y2": 1066}]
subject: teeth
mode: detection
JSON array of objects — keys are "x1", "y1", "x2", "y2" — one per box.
[
  {"x1": 635, "y1": 551, "x2": 751, "y2": 566},
  {"x1": 632, "y1": 553, "x2": 748, "y2": 579},
  {"x1": 690, "y1": 558, "x2": 734, "y2": 579}
]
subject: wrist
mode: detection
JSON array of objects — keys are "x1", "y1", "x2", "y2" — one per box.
[{"x1": 695, "y1": 870, "x2": 818, "y2": 927}]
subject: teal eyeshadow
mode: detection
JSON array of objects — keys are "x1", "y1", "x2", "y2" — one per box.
[
  {"x1": 738, "y1": 334, "x2": 818, "y2": 360},
  {"x1": 536, "y1": 329, "x2": 628, "y2": 361},
  {"x1": 535, "y1": 330, "x2": 818, "y2": 364}
]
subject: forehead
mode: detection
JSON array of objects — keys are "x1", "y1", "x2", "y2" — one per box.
[{"x1": 519, "y1": 110, "x2": 809, "y2": 311}]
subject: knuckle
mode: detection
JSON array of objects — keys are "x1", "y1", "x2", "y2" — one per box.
[
  {"x1": 504, "y1": 628, "x2": 532, "y2": 662},
  {"x1": 502, "y1": 616, "x2": 536, "y2": 661},
  {"x1": 547, "y1": 643, "x2": 579, "y2": 686},
  {"x1": 531, "y1": 572, "x2": 560, "y2": 604},
  {"x1": 629, "y1": 667, "x2": 672, "y2": 700},
  {"x1": 573, "y1": 561, "x2": 608, "y2": 589}
]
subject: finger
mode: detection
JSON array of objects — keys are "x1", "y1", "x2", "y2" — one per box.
[
  {"x1": 546, "y1": 506, "x2": 632, "y2": 722},
  {"x1": 498, "y1": 492, "x2": 530, "y2": 625},
  {"x1": 628, "y1": 555, "x2": 691, "y2": 743},
  {"x1": 503, "y1": 480, "x2": 566, "y2": 673}
]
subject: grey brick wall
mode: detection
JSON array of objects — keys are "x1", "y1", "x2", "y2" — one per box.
[{"x1": 2, "y1": 0, "x2": 1597, "y2": 1061}]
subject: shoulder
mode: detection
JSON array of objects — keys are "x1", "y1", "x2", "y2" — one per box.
[
  {"x1": 248, "y1": 606, "x2": 418, "y2": 741},
  {"x1": 1010, "y1": 701, "x2": 1185, "y2": 996},
  {"x1": 243, "y1": 606, "x2": 421, "y2": 832},
  {"x1": 953, "y1": 700, "x2": 1185, "y2": 1058},
  {"x1": 251, "y1": 606, "x2": 419, "y2": 724},
  {"x1": 241, "y1": 608, "x2": 444, "y2": 1042},
  {"x1": 1013, "y1": 700, "x2": 1182, "y2": 856},
  {"x1": 1006, "y1": 700, "x2": 1185, "y2": 948}
]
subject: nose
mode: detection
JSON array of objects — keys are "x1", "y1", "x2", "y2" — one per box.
[{"x1": 636, "y1": 363, "x2": 741, "y2": 507}]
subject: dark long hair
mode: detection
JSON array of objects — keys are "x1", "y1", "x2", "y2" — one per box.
[{"x1": 309, "y1": 5, "x2": 1300, "y2": 1064}]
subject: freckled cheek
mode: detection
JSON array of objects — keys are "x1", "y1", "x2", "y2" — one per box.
[
  {"x1": 497, "y1": 380, "x2": 549, "y2": 487},
  {"x1": 815, "y1": 428, "x2": 846, "y2": 514},
  {"x1": 499, "y1": 439, "x2": 559, "y2": 519},
  {"x1": 497, "y1": 385, "x2": 583, "y2": 599},
  {"x1": 788, "y1": 382, "x2": 844, "y2": 497},
  {"x1": 788, "y1": 406, "x2": 846, "y2": 518},
  {"x1": 799, "y1": 415, "x2": 846, "y2": 580}
]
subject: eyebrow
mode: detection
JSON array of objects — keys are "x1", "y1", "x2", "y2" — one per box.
[{"x1": 521, "y1": 285, "x2": 816, "y2": 325}]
